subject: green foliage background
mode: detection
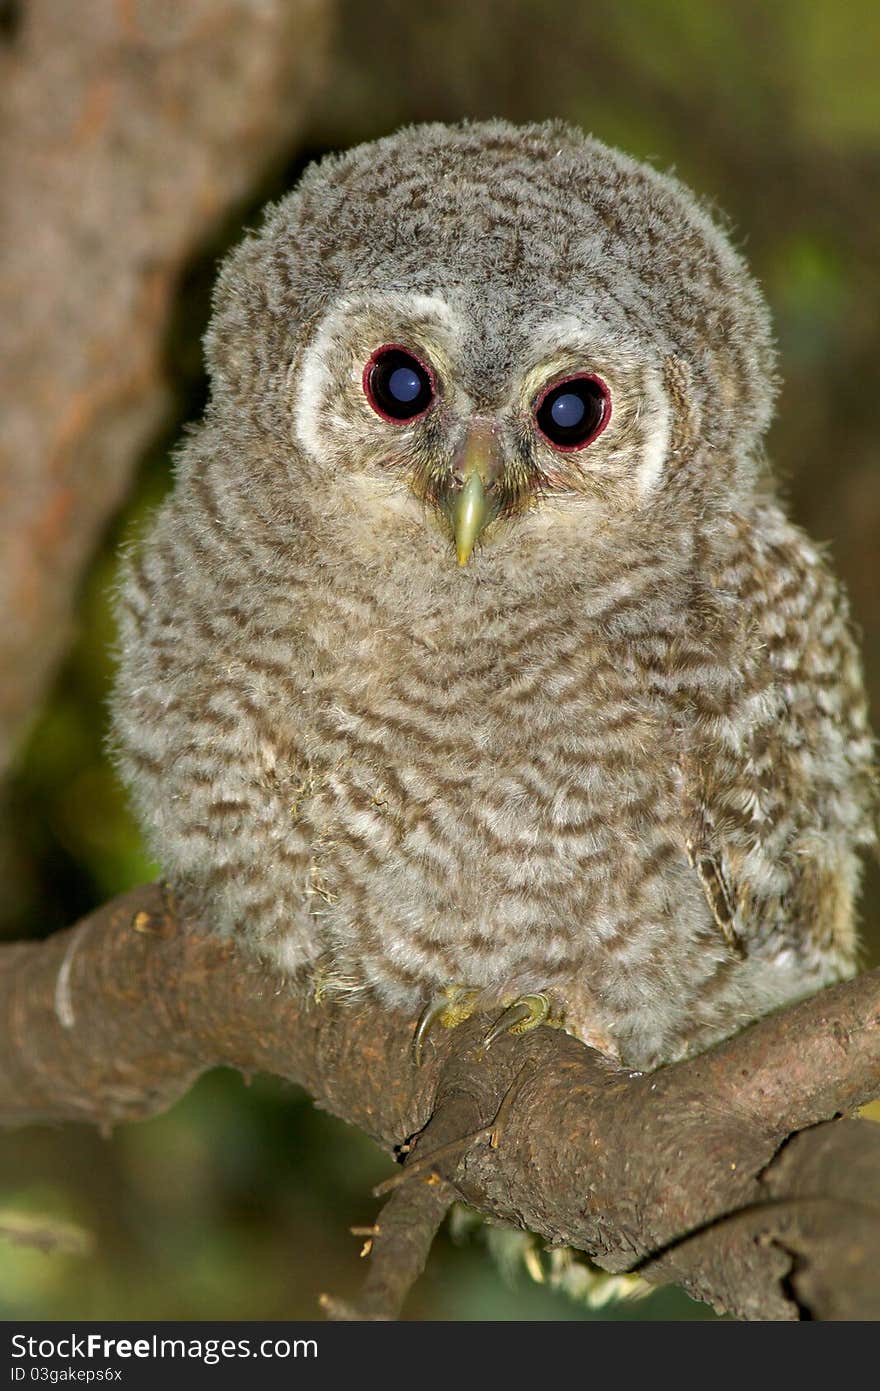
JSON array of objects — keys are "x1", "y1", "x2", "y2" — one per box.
[{"x1": 2, "y1": 0, "x2": 878, "y2": 1320}]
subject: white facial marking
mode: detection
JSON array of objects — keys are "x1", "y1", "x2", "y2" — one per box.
[
  {"x1": 636, "y1": 367, "x2": 672, "y2": 498},
  {"x1": 293, "y1": 292, "x2": 456, "y2": 461}
]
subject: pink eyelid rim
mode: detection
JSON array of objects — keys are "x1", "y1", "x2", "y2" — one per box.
[
  {"x1": 362, "y1": 343, "x2": 437, "y2": 424},
  {"x1": 533, "y1": 372, "x2": 612, "y2": 452}
]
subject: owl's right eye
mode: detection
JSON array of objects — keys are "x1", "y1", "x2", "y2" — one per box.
[{"x1": 364, "y1": 345, "x2": 435, "y2": 423}]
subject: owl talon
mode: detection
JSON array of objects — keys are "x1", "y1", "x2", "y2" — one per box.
[
  {"x1": 412, "y1": 985, "x2": 480, "y2": 1066},
  {"x1": 482, "y1": 993, "x2": 551, "y2": 1051},
  {"x1": 412, "y1": 996, "x2": 447, "y2": 1067}
]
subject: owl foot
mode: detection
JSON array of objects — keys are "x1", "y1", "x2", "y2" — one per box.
[
  {"x1": 412, "y1": 985, "x2": 481, "y2": 1066},
  {"x1": 481, "y1": 993, "x2": 552, "y2": 1050},
  {"x1": 413, "y1": 987, "x2": 557, "y2": 1065}
]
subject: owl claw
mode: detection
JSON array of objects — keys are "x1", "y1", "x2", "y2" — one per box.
[
  {"x1": 413, "y1": 988, "x2": 554, "y2": 1065},
  {"x1": 412, "y1": 985, "x2": 480, "y2": 1066},
  {"x1": 412, "y1": 996, "x2": 447, "y2": 1067},
  {"x1": 482, "y1": 993, "x2": 551, "y2": 1051}
]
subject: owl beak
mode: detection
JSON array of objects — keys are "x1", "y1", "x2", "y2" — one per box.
[{"x1": 448, "y1": 421, "x2": 503, "y2": 566}]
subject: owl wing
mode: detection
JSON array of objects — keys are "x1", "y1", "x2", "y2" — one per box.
[
  {"x1": 112, "y1": 484, "x2": 321, "y2": 971},
  {"x1": 682, "y1": 513, "x2": 876, "y2": 969}
]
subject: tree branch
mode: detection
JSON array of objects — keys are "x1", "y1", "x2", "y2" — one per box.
[{"x1": 2, "y1": 884, "x2": 878, "y2": 1319}]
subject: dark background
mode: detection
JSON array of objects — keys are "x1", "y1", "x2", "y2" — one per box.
[{"x1": 1, "y1": 0, "x2": 877, "y2": 1320}]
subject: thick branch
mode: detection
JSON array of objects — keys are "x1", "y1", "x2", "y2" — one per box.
[{"x1": 1, "y1": 884, "x2": 879, "y2": 1319}]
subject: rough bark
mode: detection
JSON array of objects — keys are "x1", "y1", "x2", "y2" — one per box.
[
  {"x1": 2, "y1": 883, "x2": 878, "y2": 1320},
  {"x1": 0, "y1": 0, "x2": 334, "y2": 775}
]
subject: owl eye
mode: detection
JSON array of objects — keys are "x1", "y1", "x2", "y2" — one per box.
[
  {"x1": 364, "y1": 345, "x2": 435, "y2": 423},
  {"x1": 534, "y1": 374, "x2": 611, "y2": 451}
]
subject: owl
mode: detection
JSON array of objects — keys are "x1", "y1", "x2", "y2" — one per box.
[{"x1": 111, "y1": 121, "x2": 876, "y2": 1071}]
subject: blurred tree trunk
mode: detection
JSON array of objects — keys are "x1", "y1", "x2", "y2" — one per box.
[{"x1": 0, "y1": 0, "x2": 334, "y2": 776}]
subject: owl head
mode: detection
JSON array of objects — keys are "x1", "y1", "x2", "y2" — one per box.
[{"x1": 202, "y1": 121, "x2": 775, "y2": 585}]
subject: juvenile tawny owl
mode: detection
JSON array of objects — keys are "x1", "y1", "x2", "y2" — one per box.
[{"x1": 112, "y1": 121, "x2": 877, "y2": 1070}]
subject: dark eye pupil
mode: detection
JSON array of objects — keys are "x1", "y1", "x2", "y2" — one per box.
[
  {"x1": 536, "y1": 376, "x2": 608, "y2": 449},
  {"x1": 366, "y1": 348, "x2": 434, "y2": 421}
]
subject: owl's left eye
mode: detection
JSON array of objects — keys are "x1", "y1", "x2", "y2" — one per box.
[
  {"x1": 364, "y1": 345, "x2": 435, "y2": 423},
  {"x1": 534, "y1": 373, "x2": 611, "y2": 451}
]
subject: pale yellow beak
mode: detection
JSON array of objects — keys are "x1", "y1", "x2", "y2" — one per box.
[
  {"x1": 448, "y1": 422, "x2": 503, "y2": 566},
  {"x1": 451, "y1": 470, "x2": 491, "y2": 566}
]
